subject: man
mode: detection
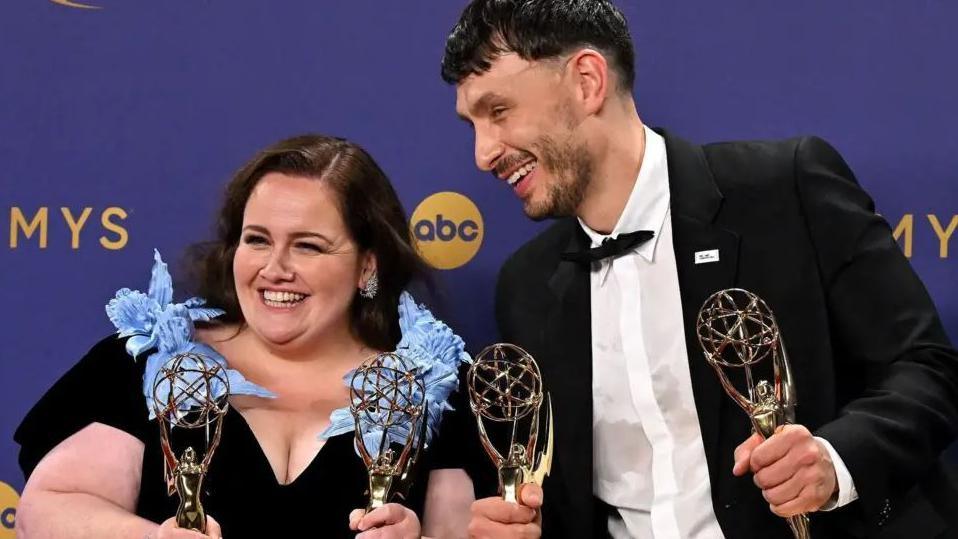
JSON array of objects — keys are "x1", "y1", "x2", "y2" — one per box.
[{"x1": 440, "y1": 1, "x2": 958, "y2": 538}]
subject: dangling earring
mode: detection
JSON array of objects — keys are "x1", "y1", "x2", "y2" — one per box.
[{"x1": 360, "y1": 272, "x2": 379, "y2": 299}]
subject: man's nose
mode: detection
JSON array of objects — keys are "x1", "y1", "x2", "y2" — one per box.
[{"x1": 475, "y1": 125, "x2": 505, "y2": 172}]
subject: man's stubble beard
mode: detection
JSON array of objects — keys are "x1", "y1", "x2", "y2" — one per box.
[{"x1": 523, "y1": 133, "x2": 594, "y2": 222}]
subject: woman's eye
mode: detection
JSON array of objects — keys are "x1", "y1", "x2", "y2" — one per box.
[
  {"x1": 295, "y1": 242, "x2": 326, "y2": 253},
  {"x1": 242, "y1": 234, "x2": 269, "y2": 246}
]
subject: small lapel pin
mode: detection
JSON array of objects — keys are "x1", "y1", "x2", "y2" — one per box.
[{"x1": 694, "y1": 249, "x2": 720, "y2": 264}]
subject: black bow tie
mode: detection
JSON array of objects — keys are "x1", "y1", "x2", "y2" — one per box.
[{"x1": 561, "y1": 230, "x2": 655, "y2": 265}]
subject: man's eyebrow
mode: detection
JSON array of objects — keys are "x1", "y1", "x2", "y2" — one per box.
[{"x1": 462, "y1": 91, "x2": 510, "y2": 120}]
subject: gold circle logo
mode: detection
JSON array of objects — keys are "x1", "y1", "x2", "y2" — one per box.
[
  {"x1": 0, "y1": 482, "x2": 18, "y2": 537},
  {"x1": 410, "y1": 192, "x2": 484, "y2": 270}
]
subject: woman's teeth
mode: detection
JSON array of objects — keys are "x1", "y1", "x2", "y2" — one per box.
[{"x1": 262, "y1": 290, "x2": 306, "y2": 308}]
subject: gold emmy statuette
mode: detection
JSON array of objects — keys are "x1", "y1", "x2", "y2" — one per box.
[
  {"x1": 467, "y1": 343, "x2": 553, "y2": 504},
  {"x1": 350, "y1": 352, "x2": 427, "y2": 511},
  {"x1": 151, "y1": 352, "x2": 229, "y2": 533},
  {"x1": 697, "y1": 288, "x2": 810, "y2": 539}
]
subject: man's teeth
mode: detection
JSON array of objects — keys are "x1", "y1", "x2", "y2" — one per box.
[
  {"x1": 262, "y1": 290, "x2": 306, "y2": 306},
  {"x1": 507, "y1": 161, "x2": 537, "y2": 186}
]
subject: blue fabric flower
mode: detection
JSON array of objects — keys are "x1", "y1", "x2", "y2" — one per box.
[
  {"x1": 321, "y1": 292, "x2": 472, "y2": 455},
  {"x1": 106, "y1": 249, "x2": 275, "y2": 418}
]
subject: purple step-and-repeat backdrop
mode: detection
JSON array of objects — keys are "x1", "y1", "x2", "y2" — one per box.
[{"x1": 1, "y1": 0, "x2": 955, "y2": 531}]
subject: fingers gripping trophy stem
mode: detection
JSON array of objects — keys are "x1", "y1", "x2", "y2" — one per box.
[
  {"x1": 749, "y1": 387, "x2": 810, "y2": 539},
  {"x1": 696, "y1": 289, "x2": 810, "y2": 539}
]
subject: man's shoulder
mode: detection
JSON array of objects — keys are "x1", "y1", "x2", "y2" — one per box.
[
  {"x1": 697, "y1": 134, "x2": 842, "y2": 171},
  {"x1": 700, "y1": 135, "x2": 806, "y2": 168},
  {"x1": 688, "y1": 134, "x2": 847, "y2": 194}
]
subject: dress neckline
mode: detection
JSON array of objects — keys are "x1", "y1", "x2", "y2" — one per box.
[{"x1": 225, "y1": 406, "x2": 342, "y2": 488}]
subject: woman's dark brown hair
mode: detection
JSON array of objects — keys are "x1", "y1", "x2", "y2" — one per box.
[{"x1": 186, "y1": 134, "x2": 427, "y2": 351}]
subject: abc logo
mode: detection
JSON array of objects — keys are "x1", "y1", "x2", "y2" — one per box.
[
  {"x1": 410, "y1": 192, "x2": 484, "y2": 270},
  {"x1": 0, "y1": 482, "x2": 17, "y2": 537}
]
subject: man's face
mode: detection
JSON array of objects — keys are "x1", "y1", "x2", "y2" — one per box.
[{"x1": 456, "y1": 53, "x2": 593, "y2": 220}]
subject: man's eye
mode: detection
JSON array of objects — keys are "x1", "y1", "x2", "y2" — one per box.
[{"x1": 491, "y1": 106, "x2": 508, "y2": 119}]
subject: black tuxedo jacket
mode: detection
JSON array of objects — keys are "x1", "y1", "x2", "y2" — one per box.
[{"x1": 494, "y1": 131, "x2": 958, "y2": 538}]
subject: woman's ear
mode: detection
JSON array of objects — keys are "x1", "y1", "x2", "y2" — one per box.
[{"x1": 358, "y1": 251, "x2": 378, "y2": 290}]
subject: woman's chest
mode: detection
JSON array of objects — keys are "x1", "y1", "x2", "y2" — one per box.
[
  {"x1": 233, "y1": 405, "x2": 334, "y2": 485},
  {"x1": 136, "y1": 408, "x2": 371, "y2": 526}
]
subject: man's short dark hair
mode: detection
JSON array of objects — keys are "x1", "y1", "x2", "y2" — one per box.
[{"x1": 441, "y1": 0, "x2": 635, "y2": 91}]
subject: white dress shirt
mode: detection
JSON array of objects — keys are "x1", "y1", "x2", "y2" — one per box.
[{"x1": 587, "y1": 127, "x2": 857, "y2": 539}]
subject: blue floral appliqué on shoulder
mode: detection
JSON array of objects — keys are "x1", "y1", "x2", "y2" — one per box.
[
  {"x1": 105, "y1": 250, "x2": 274, "y2": 417},
  {"x1": 321, "y1": 291, "x2": 472, "y2": 454}
]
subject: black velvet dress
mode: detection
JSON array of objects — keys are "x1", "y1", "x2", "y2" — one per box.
[{"x1": 15, "y1": 335, "x2": 495, "y2": 537}]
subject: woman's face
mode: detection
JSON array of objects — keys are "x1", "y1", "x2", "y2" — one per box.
[{"x1": 232, "y1": 172, "x2": 373, "y2": 352}]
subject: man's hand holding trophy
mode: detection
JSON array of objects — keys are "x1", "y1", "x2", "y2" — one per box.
[
  {"x1": 466, "y1": 343, "x2": 552, "y2": 539},
  {"x1": 697, "y1": 288, "x2": 838, "y2": 539}
]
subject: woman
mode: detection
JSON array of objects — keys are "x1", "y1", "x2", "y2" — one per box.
[{"x1": 14, "y1": 135, "x2": 484, "y2": 538}]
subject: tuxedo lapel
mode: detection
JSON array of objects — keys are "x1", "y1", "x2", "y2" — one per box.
[
  {"x1": 659, "y1": 129, "x2": 741, "y2": 480},
  {"x1": 543, "y1": 224, "x2": 595, "y2": 532}
]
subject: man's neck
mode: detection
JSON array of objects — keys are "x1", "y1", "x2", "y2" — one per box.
[{"x1": 577, "y1": 111, "x2": 647, "y2": 234}]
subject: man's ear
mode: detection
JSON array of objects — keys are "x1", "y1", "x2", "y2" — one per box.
[{"x1": 568, "y1": 48, "x2": 610, "y2": 116}]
